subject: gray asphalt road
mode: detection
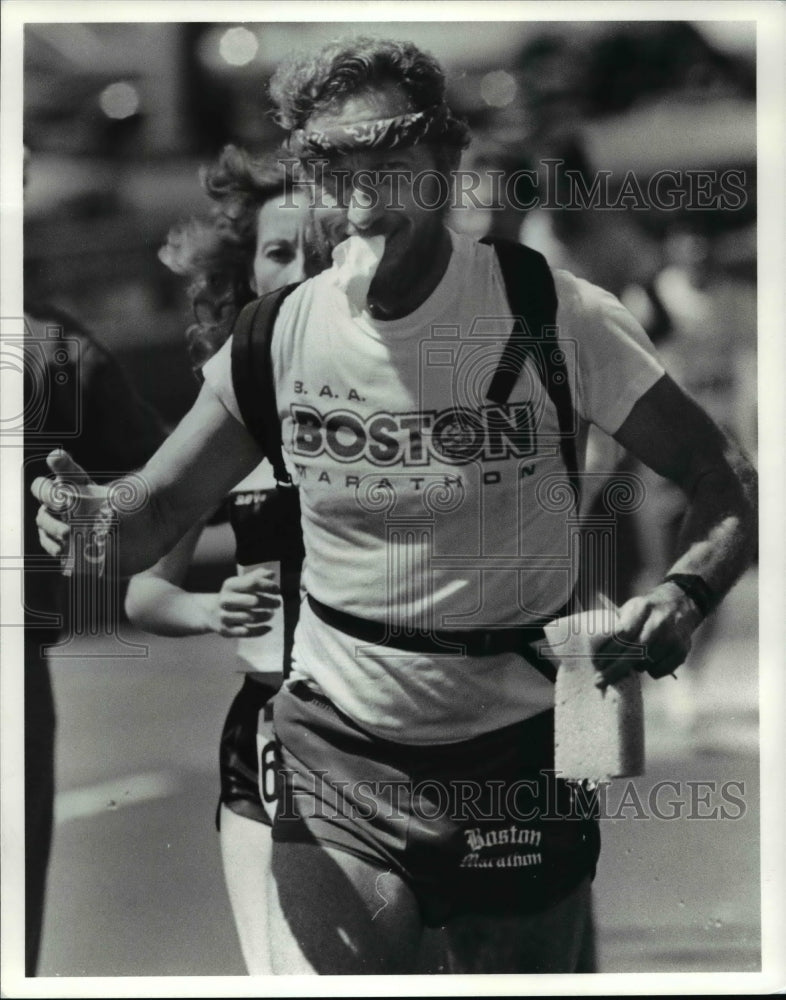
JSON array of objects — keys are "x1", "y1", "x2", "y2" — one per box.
[{"x1": 29, "y1": 570, "x2": 762, "y2": 980}]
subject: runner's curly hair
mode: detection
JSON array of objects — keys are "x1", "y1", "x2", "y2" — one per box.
[
  {"x1": 269, "y1": 35, "x2": 470, "y2": 153},
  {"x1": 160, "y1": 145, "x2": 328, "y2": 368}
]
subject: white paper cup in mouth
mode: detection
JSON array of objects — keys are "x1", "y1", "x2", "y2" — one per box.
[{"x1": 331, "y1": 234, "x2": 386, "y2": 313}]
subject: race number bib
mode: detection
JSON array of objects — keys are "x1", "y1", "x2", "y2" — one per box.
[{"x1": 256, "y1": 700, "x2": 280, "y2": 824}]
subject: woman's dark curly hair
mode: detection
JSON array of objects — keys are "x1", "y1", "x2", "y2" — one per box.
[
  {"x1": 160, "y1": 145, "x2": 318, "y2": 369},
  {"x1": 269, "y1": 35, "x2": 470, "y2": 151}
]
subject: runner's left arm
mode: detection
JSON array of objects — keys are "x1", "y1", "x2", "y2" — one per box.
[{"x1": 595, "y1": 372, "x2": 757, "y2": 687}]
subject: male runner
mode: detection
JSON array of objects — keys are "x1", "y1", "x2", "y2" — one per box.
[{"x1": 33, "y1": 36, "x2": 757, "y2": 974}]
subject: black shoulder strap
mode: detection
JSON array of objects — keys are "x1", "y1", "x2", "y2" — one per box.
[
  {"x1": 480, "y1": 237, "x2": 580, "y2": 503},
  {"x1": 231, "y1": 284, "x2": 303, "y2": 681},
  {"x1": 230, "y1": 283, "x2": 300, "y2": 484},
  {"x1": 231, "y1": 248, "x2": 579, "y2": 499}
]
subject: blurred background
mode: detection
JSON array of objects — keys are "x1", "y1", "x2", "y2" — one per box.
[
  {"x1": 24, "y1": 19, "x2": 757, "y2": 430},
  {"x1": 20, "y1": 17, "x2": 761, "y2": 981}
]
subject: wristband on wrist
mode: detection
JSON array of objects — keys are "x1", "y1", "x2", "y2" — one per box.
[{"x1": 662, "y1": 573, "x2": 717, "y2": 619}]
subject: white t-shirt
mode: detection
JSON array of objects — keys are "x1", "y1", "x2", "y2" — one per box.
[{"x1": 203, "y1": 230, "x2": 664, "y2": 744}]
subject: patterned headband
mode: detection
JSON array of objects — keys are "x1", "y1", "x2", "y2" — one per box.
[{"x1": 288, "y1": 103, "x2": 467, "y2": 158}]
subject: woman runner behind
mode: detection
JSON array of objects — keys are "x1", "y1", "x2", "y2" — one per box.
[{"x1": 125, "y1": 145, "x2": 330, "y2": 973}]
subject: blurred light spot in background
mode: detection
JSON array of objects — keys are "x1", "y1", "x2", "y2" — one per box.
[
  {"x1": 99, "y1": 81, "x2": 140, "y2": 120},
  {"x1": 219, "y1": 26, "x2": 259, "y2": 67},
  {"x1": 480, "y1": 70, "x2": 517, "y2": 108}
]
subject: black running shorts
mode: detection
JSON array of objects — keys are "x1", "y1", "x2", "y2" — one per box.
[
  {"x1": 216, "y1": 672, "x2": 280, "y2": 829},
  {"x1": 272, "y1": 680, "x2": 601, "y2": 926}
]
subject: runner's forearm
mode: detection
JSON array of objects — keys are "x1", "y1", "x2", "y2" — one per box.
[
  {"x1": 125, "y1": 574, "x2": 218, "y2": 637},
  {"x1": 664, "y1": 439, "x2": 757, "y2": 605}
]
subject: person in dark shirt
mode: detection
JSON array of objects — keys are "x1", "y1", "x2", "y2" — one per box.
[{"x1": 23, "y1": 301, "x2": 166, "y2": 975}]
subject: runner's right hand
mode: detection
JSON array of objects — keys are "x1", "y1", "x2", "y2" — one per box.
[{"x1": 31, "y1": 449, "x2": 109, "y2": 564}]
